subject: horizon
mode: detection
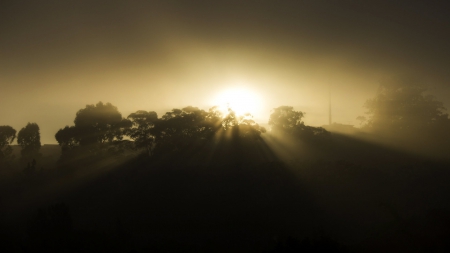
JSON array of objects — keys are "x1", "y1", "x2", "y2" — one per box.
[
  {"x1": 2, "y1": 1, "x2": 450, "y2": 144},
  {"x1": 2, "y1": 2, "x2": 450, "y2": 249}
]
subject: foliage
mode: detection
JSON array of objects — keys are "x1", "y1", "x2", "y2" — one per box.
[
  {"x1": 293, "y1": 124, "x2": 330, "y2": 141},
  {"x1": 153, "y1": 106, "x2": 222, "y2": 154},
  {"x1": 222, "y1": 107, "x2": 239, "y2": 130},
  {"x1": 269, "y1": 106, "x2": 304, "y2": 133},
  {"x1": 127, "y1": 105, "x2": 266, "y2": 155},
  {"x1": 55, "y1": 102, "x2": 131, "y2": 156},
  {"x1": 54, "y1": 126, "x2": 79, "y2": 152},
  {"x1": 74, "y1": 102, "x2": 131, "y2": 146},
  {"x1": 238, "y1": 113, "x2": 267, "y2": 138},
  {"x1": 222, "y1": 110, "x2": 266, "y2": 138},
  {"x1": 18, "y1": 122, "x2": 41, "y2": 160},
  {"x1": 362, "y1": 80, "x2": 449, "y2": 136},
  {"x1": 356, "y1": 116, "x2": 366, "y2": 126},
  {"x1": 269, "y1": 106, "x2": 329, "y2": 140},
  {"x1": 127, "y1": 110, "x2": 158, "y2": 155},
  {"x1": 0, "y1": 125, "x2": 16, "y2": 148},
  {"x1": 0, "y1": 125, "x2": 16, "y2": 163}
]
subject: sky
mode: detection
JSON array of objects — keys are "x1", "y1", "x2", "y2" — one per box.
[{"x1": 1, "y1": 0, "x2": 450, "y2": 144}]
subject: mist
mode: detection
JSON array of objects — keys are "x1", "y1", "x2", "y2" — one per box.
[
  {"x1": 2, "y1": 0, "x2": 450, "y2": 144},
  {"x1": 2, "y1": 1, "x2": 450, "y2": 252}
]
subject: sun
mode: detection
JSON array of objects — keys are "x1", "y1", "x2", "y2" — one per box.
[{"x1": 213, "y1": 87, "x2": 262, "y2": 117}]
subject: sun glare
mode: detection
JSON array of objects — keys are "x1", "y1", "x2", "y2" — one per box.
[{"x1": 214, "y1": 87, "x2": 262, "y2": 117}]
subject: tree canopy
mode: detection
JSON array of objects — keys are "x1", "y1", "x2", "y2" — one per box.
[
  {"x1": 153, "y1": 106, "x2": 222, "y2": 154},
  {"x1": 222, "y1": 109, "x2": 266, "y2": 139},
  {"x1": 268, "y1": 106, "x2": 329, "y2": 141},
  {"x1": 55, "y1": 102, "x2": 132, "y2": 154},
  {"x1": 0, "y1": 125, "x2": 16, "y2": 149},
  {"x1": 362, "y1": 81, "x2": 449, "y2": 136},
  {"x1": 269, "y1": 106, "x2": 305, "y2": 134},
  {"x1": 18, "y1": 123, "x2": 41, "y2": 160},
  {"x1": 73, "y1": 102, "x2": 131, "y2": 146},
  {"x1": 0, "y1": 125, "x2": 17, "y2": 163},
  {"x1": 55, "y1": 126, "x2": 79, "y2": 152},
  {"x1": 126, "y1": 110, "x2": 158, "y2": 155}
]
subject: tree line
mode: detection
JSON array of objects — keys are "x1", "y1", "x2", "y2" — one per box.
[
  {"x1": 1, "y1": 80, "x2": 450, "y2": 168},
  {"x1": 0, "y1": 123, "x2": 41, "y2": 166},
  {"x1": 0, "y1": 103, "x2": 325, "y2": 166}
]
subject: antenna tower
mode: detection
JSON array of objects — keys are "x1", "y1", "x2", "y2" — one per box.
[{"x1": 328, "y1": 89, "x2": 332, "y2": 125}]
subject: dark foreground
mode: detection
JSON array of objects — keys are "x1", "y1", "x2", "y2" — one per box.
[{"x1": 1, "y1": 134, "x2": 450, "y2": 252}]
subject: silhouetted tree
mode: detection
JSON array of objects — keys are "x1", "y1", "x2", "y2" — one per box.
[
  {"x1": 362, "y1": 80, "x2": 449, "y2": 135},
  {"x1": 17, "y1": 122, "x2": 41, "y2": 161},
  {"x1": 269, "y1": 106, "x2": 305, "y2": 134},
  {"x1": 74, "y1": 102, "x2": 131, "y2": 146},
  {"x1": 127, "y1": 110, "x2": 158, "y2": 156},
  {"x1": 359, "y1": 79, "x2": 450, "y2": 158},
  {"x1": 222, "y1": 109, "x2": 266, "y2": 138},
  {"x1": 0, "y1": 125, "x2": 16, "y2": 148},
  {"x1": 356, "y1": 116, "x2": 366, "y2": 127},
  {"x1": 269, "y1": 106, "x2": 329, "y2": 140},
  {"x1": 206, "y1": 106, "x2": 223, "y2": 127},
  {"x1": 0, "y1": 125, "x2": 16, "y2": 164},
  {"x1": 55, "y1": 102, "x2": 132, "y2": 157},
  {"x1": 222, "y1": 107, "x2": 239, "y2": 130},
  {"x1": 153, "y1": 106, "x2": 222, "y2": 154},
  {"x1": 295, "y1": 124, "x2": 330, "y2": 141},
  {"x1": 238, "y1": 113, "x2": 267, "y2": 138},
  {"x1": 55, "y1": 126, "x2": 79, "y2": 152}
]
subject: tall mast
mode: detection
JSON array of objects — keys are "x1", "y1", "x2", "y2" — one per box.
[{"x1": 328, "y1": 89, "x2": 332, "y2": 125}]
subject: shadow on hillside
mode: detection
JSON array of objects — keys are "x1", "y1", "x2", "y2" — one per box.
[{"x1": 2, "y1": 130, "x2": 450, "y2": 252}]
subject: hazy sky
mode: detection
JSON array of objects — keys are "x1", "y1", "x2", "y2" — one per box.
[{"x1": 1, "y1": 0, "x2": 450, "y2": 144}]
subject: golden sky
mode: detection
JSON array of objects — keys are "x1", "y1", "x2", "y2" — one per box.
[{"x1": 1, "y1": 0, "x2": 450, "y2": 144}]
